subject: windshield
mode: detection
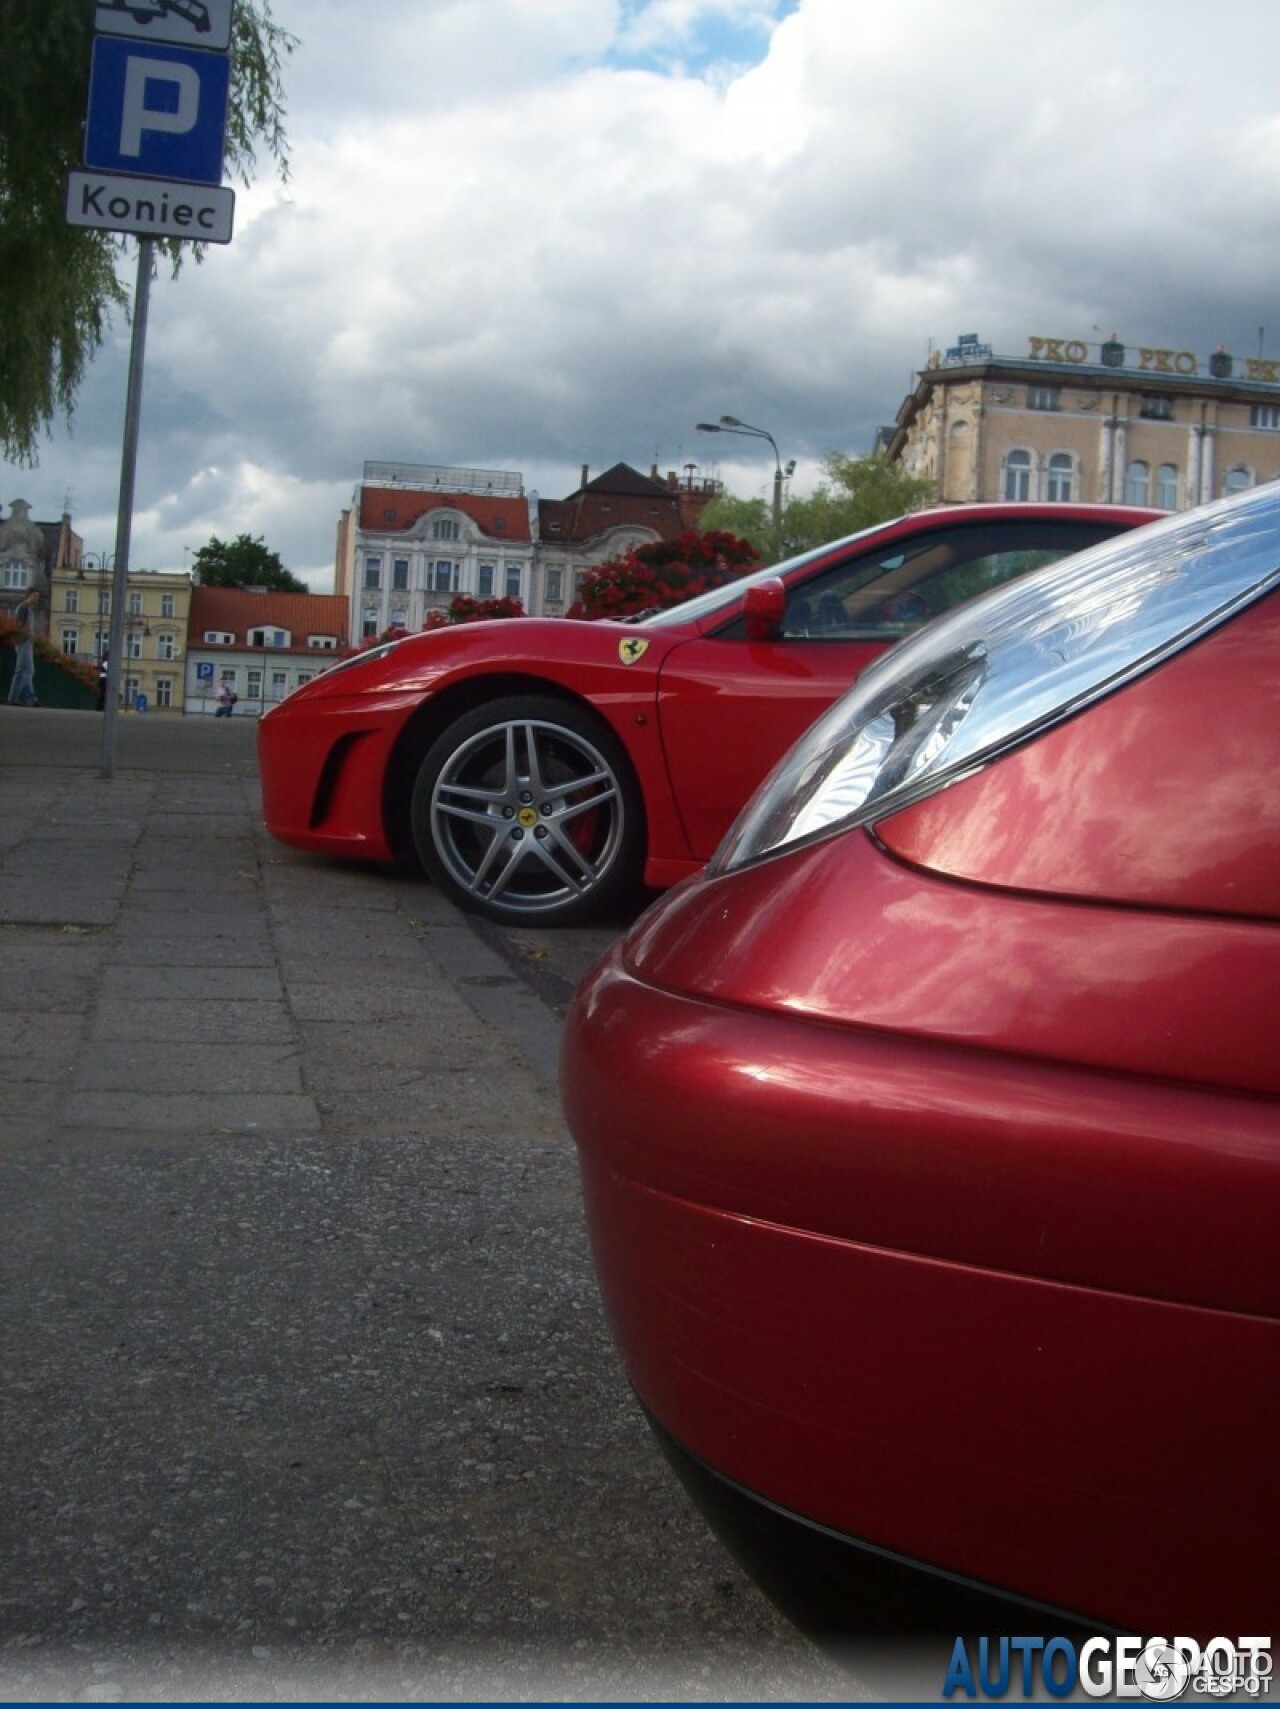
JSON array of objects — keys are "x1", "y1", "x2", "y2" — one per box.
[{"x1": 634, "y1": 524, "x2": 896, "y2": 629}]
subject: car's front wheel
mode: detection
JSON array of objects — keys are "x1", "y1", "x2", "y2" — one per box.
[{"x1": 410, "y1": 695, "x2": 645, "y2": 925}]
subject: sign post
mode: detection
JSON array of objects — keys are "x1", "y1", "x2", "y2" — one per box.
[{"x1": 66, "y1": 0, "x2": 237, "y2": 777}]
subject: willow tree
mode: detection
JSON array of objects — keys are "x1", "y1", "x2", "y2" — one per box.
[{"x1": 0, "y1": 0, "x2": 294, "y2": 463}]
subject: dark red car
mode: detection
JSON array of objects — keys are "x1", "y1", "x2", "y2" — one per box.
[
  {"x1": 258, "y1": 504, "x2": 1156, "y2": 925},
  {"x1": 561, "y1": 483, "x2": 1280, "y2": 1639}
]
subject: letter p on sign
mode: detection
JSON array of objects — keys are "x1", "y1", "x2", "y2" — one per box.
[{"x1": 120, "y1": 57, "x2": 200, "y2": 155}]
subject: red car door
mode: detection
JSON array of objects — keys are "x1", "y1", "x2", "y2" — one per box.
[
  {"x1": 655, "y1": 633, "x2": 887, "y2": 859},
  {"x1": 655, "y1": 511, "x2": 1152, "y2": 861}
]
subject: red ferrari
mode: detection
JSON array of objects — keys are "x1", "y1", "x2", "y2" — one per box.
[
  {"x1": 561, "y1": 482, "x2": 1280, "y2": 1640},
  {"x1": 258, "y1": 504, "x2": 1157, "y2": 925}
]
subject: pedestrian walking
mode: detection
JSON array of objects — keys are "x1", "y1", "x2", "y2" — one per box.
[
  {"x1": 97, "y1": 651, "x2": 110, "y2": 712},
  {"x1": 215, "y1": 680, "x2": 238, "y2": 718},
  {"x1": 6, "y1": 588, "x2": 41, "y2": 706}
]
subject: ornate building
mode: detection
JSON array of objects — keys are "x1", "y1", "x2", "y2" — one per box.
[
  {"x1": 887, "y1": 333, "x2": 1280, "y2": 510},
  {"x1": 335, "y1": 460, "x2": 719, "y2": 645}
]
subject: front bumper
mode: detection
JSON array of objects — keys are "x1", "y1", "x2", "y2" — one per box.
[{"x1": 562, "y1": 941, "x2": 1279, "y2": 1635}]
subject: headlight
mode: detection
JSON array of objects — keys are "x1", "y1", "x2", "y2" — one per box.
[
  {"x1": 318, "y1": 640, "x2": 401, "y2": 680},
  {"x1": 716, "y1": 484, "x2": 1280, "y2": 873}
]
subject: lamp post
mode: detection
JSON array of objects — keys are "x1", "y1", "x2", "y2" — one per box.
[
  {"x1": 696, "y1": 415, "x2": 792, "y2": 559},
  {"x1": 81, "y1": 553, "x2": 115, "y2": 661}
]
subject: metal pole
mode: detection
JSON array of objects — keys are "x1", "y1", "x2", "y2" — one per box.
[{"x1": 100, "y1": 237, "x2": 154, "y2": 781}]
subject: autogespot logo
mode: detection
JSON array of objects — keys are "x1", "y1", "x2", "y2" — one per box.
[{"x1": 942, "y1": 1635, "x2": 1274, "y2": 1700}]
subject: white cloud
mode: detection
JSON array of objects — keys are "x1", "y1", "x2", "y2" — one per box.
[{"x1": 5, "y1": 0, "x2": 1277, "y2": 589}]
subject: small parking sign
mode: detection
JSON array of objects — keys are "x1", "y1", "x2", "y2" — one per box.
[{"x1": 84, "y1": 34, "x2": 231, "y2": 185}]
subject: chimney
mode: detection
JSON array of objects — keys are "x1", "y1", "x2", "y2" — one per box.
[{"x1": 580, "y1": 464, "x2": 589, "y2": 488}]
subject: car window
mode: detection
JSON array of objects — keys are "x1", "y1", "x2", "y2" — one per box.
[{"x1": 744, "y1": 521, "x2": 1129, "y2": 642}]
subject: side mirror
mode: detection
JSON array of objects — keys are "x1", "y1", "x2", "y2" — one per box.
[{"x1": 743, "y1": 577, "x2": 787, "y2": 641}]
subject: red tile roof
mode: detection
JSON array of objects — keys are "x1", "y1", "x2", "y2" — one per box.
[
  {"x1": 360, "y1": 488, "x2": 531, "y2": 540},
  {"x1": 537, "y1": 462, "x2": 686, "y2": 545},
  {"x1": 189, "y1": 587, "x2": 350, "y2": 654}
]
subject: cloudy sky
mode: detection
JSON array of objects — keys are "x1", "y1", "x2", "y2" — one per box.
[{"x1": 6, "y1": 0, "x2": 1278, "y2": 588}]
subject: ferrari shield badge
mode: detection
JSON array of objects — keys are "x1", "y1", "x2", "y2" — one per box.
[{"x1": 618, "y1": 637, "x2": 650, "y2": 666}]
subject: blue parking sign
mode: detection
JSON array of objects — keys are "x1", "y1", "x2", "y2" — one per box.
[{"x1": 84, "y1": 35, "x2": 230, "y2": 185}]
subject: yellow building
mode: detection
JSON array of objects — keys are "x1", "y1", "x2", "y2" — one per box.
[
  {"x1": 887, "y1": 332, "x2": 1280, "y2": 510},
  {"x1": 51, "y1": 560, "x2": 194, "y2": 713}
]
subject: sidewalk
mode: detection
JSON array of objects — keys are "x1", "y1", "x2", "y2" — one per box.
[{"x1": 0, "y1": 709, "x2": 844, "y2": 1703}]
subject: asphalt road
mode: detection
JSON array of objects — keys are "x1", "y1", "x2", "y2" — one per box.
[{"x1": 0, "y1": 709, "x2": 858, "y2": 1703}]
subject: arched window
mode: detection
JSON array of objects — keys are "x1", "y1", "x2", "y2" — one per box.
[
  {"x1": 1003, "y1": 449, "x2": 1033, "y2": 502},
  {"x1": 1124, "y1": 460, "x2": 1150, "y2": 506},
  {"x1": 1045, "y1": 452, "x2": 1075, "y2": 502},
  {"x1": 1222, "y1": 466, "x2": 1254, "y2": 497},
  {"x1": 1155, "y1": 464, "x2": 1178, "y2": 510}
]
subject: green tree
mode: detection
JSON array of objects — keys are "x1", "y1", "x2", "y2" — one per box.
[
  {"x1": 691, "y1": 493, "x2": 774, "y2": 560},
  {"x1": 701, "y1": 453, "x2": 937, "y2": 558},
  {"x1": 192, "y1": 534, "x2": 306, "y2": 593},
  {"x1": 0, "y1": 1, "x2": 294, "y2": 463}
]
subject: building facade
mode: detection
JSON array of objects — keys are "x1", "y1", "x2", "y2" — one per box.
[
  {"x1": 50, "y1": 559, "x2": 193, "y2": 712},
  {"x1": 887, "y1": 333, "x2": 1280, "y2": 510},
  {"x1": 2, "y1": 500, "x2": 81, "y2": 606},
  {"x1": 336, "y1": 460, "x2": 720, "y2": 646},
  {"x1": 185, "y1": 586, "x2": 349, "y2": 717}
]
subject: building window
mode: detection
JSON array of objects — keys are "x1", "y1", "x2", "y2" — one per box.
[
  {"x1": 546, "y1": 568, "x2": 563, "y2": 604},
  {"x1": 126, "y1": 630, "x2": 143, "y2": 660},
  {"x1": 248, "y1": 627, "x2": 290, "y2": 648},
  {"x1": 1027, "y1": 387, "x2": 1061, "y2": 411},
  {"x1": 1003, "y1": 449, "x2": 1033, "y2": 501},
  {"x1": 124, "y1": 675, "x2": 140, "y2": 705},
  {"x1": 157, "y1": 632, "x2": 178, "y2": 660},
  {"x1": 432, "y1": 561, "x2": 457, "y2": 592},
  {"x1": 1045, "y1": 452, "x2": 1075, "y2": 502},
  {"x1": 2, "y1": 561, "x2": 27, "y2": 590},
  {"x1": 99, "y1": 590, "x2": 111, "y2": 616},
  {"x1": 362, "y1": 610, "x2": 379, "y2": 639},
  {"x1": 270, "y1": 670, "x2": 289, "y2": 701},
  {"x1": 505, "y1": 566, "x2": 521, "y2": 599},
  {"x1": 1222, "y1": 466, "x2": 1254, "y2": 497},
  {"x1": 1155, "y1": 464, "x2": 1178, "y2": 509},
  {"x1": 1124, "y1": 460, "x2": 1150, "y2": 505},
  {"x1": 364, "y1": 556, "x2": 381, "y2": 589},
  {"x1": 65, "y1": 587, "x2": 79, "y2": 613},
  {"x1": 61, "y1": 628, "x2": 79, "y2": 653},
  {"x1": 1251, "y1": 404, "x2": 1280, "y2": 430},
  {"x1": 432, "y1": 517, "x2": 460, "y2": 541},
  {"x1": 155, "y1": 677, "x2": 173, "y2": 708},
  {"x1": 392, "y1": 558, "x2": 409, "y2": 590},
  {"x1": 161, "y1": 593, "x2": 175, "y2": 618},
  {"x1": 1140, "y1": 395, "x2": 1174, "y2": 421},
  {"x1": 128, "y1": 591, "x2": 143, "y2": 617},
  {"x1": 477, "y1": 563, "x2": 495, "y2": 597}
]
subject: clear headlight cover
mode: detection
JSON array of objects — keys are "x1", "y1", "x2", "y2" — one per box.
[{"x1": 715, "y1": 483, "x2": 1280, "y2": 874}]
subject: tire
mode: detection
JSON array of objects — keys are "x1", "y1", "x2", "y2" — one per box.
[{"x1": 410, "y1": 695, "x2": 645, "y2": 926}]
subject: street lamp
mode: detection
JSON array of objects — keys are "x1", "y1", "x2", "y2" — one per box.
[
  {"x1": 81, "y1": 553, "x2": 115, "y2": 656},
  {"x1": 696, "y1": 415, "x2": 794, "y2": 559}
]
